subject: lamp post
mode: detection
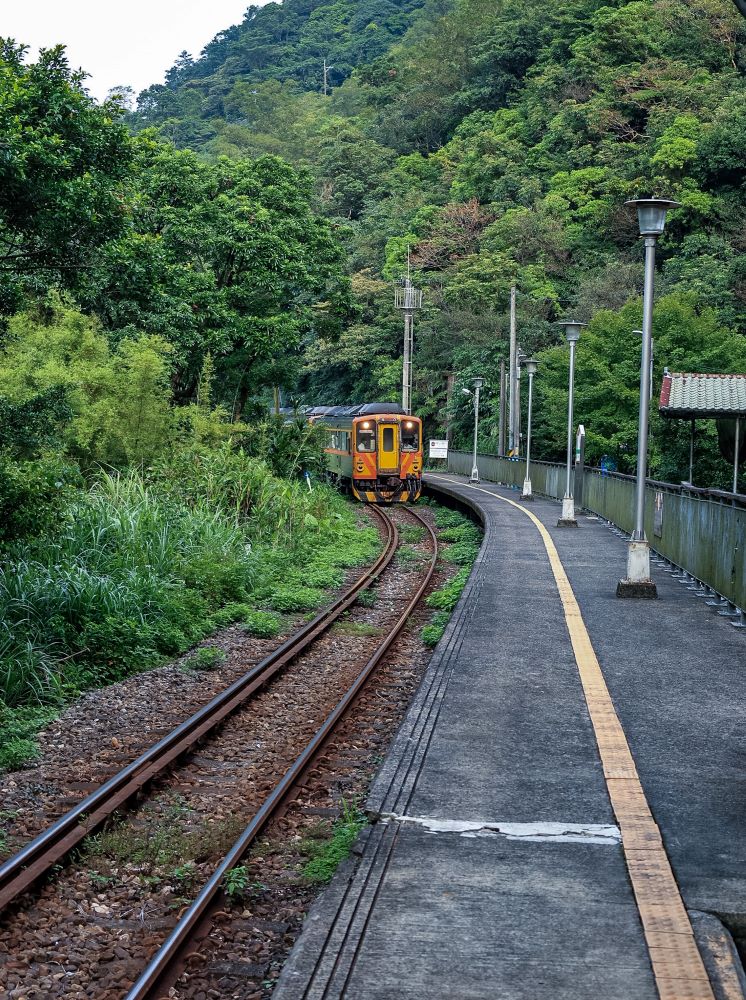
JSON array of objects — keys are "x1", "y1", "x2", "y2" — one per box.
[
  {"x1": 516, "y1": 348, "x2": 526, "y2": 454},
  {"x1": 521, "y1": 358, "x2": 539, "y2": 500},
  {"x1": 557, "y1": 321, "x2": 585, "y2": 526},
  {"x1": 633, "y1": 329, "x2": 654, "y2": 400},
  {"x1": 463, "y1": 377, "x2": 484, "y2": 483},
  {"x1": 617, "y1": 197, "x2": 679, "y2": 598},
  {"x1": 508, "y1": 283, "x2": 517, "y2": 454}
]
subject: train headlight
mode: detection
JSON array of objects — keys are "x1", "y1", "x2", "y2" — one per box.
[
  {"x1": 362, "y1": 421, "x2": 371, "y2": 428},
  {"x1": 405, "y1": 421, "x2": 414, "y2": 427}
]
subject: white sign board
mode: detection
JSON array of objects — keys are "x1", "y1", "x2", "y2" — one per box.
[{"x1": 429, "y1": 439, "x2": 449, "y2": 460}]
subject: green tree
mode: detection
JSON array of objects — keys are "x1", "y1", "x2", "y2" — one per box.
[
  {"x1": 0, "y1": 300, "x2": 175, "y2": 466},
  {"x1": 533, "y1": 293, "x2": 746, "y2": 487},
  {"x1": 82, "y1": 138, "x2": 350, "y2": 412},
  {"x1": 0, "y1": 40, "x2": 132, "y2": 312}
]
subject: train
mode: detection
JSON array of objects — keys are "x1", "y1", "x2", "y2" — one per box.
[{"x1": 306, "y1": 403, "x2": 423, "y2": 503}]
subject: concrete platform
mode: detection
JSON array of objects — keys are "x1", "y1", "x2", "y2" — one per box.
[{"x1": 274, "y1": 476, "x2": 746, "y2": 1000}]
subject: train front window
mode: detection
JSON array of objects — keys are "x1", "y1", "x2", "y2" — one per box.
[
  {"x1": 382, "y1": 427, "x2": 394, "y2": 452},
  {"x1": 401, "y1": 421, "x2": 420, "y2": 452},
  {"x1": 356, "y1": 425, "x2": 376, "y2": 452}
]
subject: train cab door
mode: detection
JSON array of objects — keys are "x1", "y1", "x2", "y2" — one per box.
[{"x1": 377, "y1": 422, "x2": 399, "y2": 474}]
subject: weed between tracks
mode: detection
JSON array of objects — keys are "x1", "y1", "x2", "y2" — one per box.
[
  {"x1": 399, "y1": 525, "x2": 426, "y2": 545},
  {"x1": 331, "y1": 619, "x2": 380, "y2": 637},
  {"x1": 82, "y1": 798, "x2": 247, "y2": 896}
]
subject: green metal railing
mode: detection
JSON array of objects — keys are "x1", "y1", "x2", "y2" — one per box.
[{"x1": 446, "y1": 450, "x2": 746, "y2": 611}]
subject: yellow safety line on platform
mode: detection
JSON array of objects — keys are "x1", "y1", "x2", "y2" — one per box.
[{"x1": 431, "y1": 477, "x2": 715, "y2": 1000}]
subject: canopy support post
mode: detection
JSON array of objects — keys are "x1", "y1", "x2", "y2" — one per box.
[
  {"x1": 734, "y1": 418, "x2": 741, "y2": 494},
  {"x1": 689, "y1": 419, "x2": 695, "y2": 485}
]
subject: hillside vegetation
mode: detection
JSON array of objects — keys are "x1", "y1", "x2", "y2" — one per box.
[{"x1": 135, "y1": 0, "x2": 746, "y2": 483}]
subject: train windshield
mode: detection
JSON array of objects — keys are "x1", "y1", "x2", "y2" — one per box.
[
  {"x1": 356, "y1": 424, "x2": 376, "y2": 452},
  {"x1": 401, "y1": 420, "x2": 420, "y2": 452}
]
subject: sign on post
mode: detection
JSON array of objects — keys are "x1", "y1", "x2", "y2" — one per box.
[{"x1": 429, "y1": 439, "x2": 448, "y2": 460}]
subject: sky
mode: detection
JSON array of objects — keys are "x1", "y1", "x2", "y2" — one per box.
[{"x1": 2, "y1": 1, "x2": 266, "y2": 102}]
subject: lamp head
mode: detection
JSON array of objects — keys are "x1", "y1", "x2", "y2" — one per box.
[
  {"x1": 461, "y1": 387, "x2": 472, "y2": 396},
  {"x1": 624, "y1": 197, "x2": 680, "y2": 237},
  {"x1": 472, "y1": 377, "x2": 484, "y2": 389},
  {"x1": 523, "y1": 357, "x2": 539, "y2": 376},
  {"x1": 557, "y1": 320, "x2": 586, "y2": 344}
]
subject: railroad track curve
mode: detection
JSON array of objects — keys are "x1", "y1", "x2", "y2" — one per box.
[
  {"x1": 125, "y1": 505, "x2": 438, "y2": 999},
  {"x1": 0, "y1": 504, "x2": 398, "y2": 913},
  {"x1": 0, "y1": 504, "x2": 441, "y2": 1000}
]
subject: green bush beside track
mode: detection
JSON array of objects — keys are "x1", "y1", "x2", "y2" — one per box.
[{"x1": 0, "y1": 449, "x2": 379, "y2": 770}]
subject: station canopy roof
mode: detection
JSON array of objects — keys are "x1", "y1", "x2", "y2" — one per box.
[{"x1": 659, "y1": 370, "x2": 746, "y2": 419}]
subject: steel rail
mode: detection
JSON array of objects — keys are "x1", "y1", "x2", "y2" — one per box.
[
  {"x1": 126, "y1": 507, "x2": 438, "y2": 1000},
  {"x1": 0, "y1": 506, "x2": 397, "y2": 913}
]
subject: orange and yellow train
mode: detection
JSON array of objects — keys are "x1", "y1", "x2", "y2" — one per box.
[{"x1": 307, "y1": 403, "x2": 423, "y2": 503}]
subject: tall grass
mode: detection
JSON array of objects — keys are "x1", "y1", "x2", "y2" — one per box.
[{"x1": 0, "y1": 448, "x2": 377, "y2": 714}]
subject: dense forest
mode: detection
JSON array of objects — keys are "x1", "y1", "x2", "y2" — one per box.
[
  {"x1": 0, "y1": 0, "x2": 745, "y2": 752},
  {"x1": 129, "y1": 0, "x2": 746, "y2": 483}
]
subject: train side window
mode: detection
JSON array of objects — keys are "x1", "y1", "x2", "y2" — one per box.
[
  {"x1": 356, "y1": 426, "x2": 376, "y2": 452},
  {"x1": 382, "y1": 427, "x2": 394, "y2": 452},
  {"x1": 401, "y1": 421, "x2": 420, "y2": 451}
]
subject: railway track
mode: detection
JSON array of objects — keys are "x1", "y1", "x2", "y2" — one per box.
[
  {"x1": 0, "y1": 505, "x2": 398, "y2": 913},
  {"x1": 0, "y1": 505, "x2": 440, "y2": 999},
  {"x1": 126, "y1": 506, "x2": 438, "y2": 999}
]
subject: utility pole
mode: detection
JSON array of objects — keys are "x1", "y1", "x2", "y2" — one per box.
[
  {"x1": 323, "y1": 59, "x2": 333, "y2": 96},
  {"x1": 508, "y1": 283, "x2": 517, "y2": 454},
  {"x1": 498, "y1": 358, "x2": 506, "y2": 456},
  {"x1": 516, "y1": 352, "x2": 522, "y2": 455},
  {"x1": 394, "y1": 250, "x2": 423, "y2": 415},
  {"x1": 446, "y1": 371, "x2": 455, "y2": 445}
]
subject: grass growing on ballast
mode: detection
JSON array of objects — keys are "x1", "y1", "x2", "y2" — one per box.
[
  {"x1": 301, "y1": 800, "x2": 366, "y2": 885},
  {"x1": 421, "y1": 507, "x2": 481, "y2": 648}
]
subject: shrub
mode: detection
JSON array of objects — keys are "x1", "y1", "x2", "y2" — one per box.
[
  {"x1": 421, "y1": 505, "x2": 482, "y2": 647},
  {"x1": 426, "y1": 567, "x2": 471, "y2": 613},
  {"x1": 0, "y1": 736, "x2": 39, "y2": 771},
  {"x1": 268, "y1": 586, "x2": 325, "y2": 613},
  {"x1": 438, "y1": 522, "x2": 481, "y2": 545},
  {"x1": 300, "y1": 566, "x2": 345, "y2": 589},
  {"x1": 433, "y1": 507, "x2": 467, "y2": 529},
  {"x1": 441, "y1": 541, "x2": 481, "y2": 565},
  {"x1": 399, "y1": 525, "x2": 426, "y2": 544},
  {"x1": 223, "y1": 865, "x2": 257, "y2": 900},
  {"x1": 242, "y1": 610, "x2": 282, "y2": 639},
  {"x1": 0, "y1": 454, "x2": 81, "y2": 544},
  {"x1": 0, "y1": 704, "x2": 58, "y2": 771},
  {"x1": 210, "y1": 602, "x2": 253, "y2": 628},
  {"x1": 184, "y1": 646, "x2": 226, "y2": 672},
  {"x1": 355, "y1": 588, "x2": 377, "y2": 608},
  {"x1": 421, "y1": 611, "x2": 451, "y2": 647}
]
